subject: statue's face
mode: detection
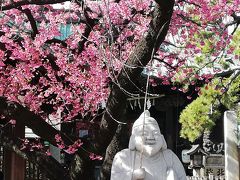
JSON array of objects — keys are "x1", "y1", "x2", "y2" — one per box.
[{"x1": 133, "y1": 122, "x2": 163, "y2": 157}]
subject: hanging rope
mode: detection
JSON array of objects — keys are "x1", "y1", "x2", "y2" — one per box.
[
  {"x1": 138, "y1": 21, "x2": 169, "y2": 170},
  {"x1": 139, "y1": 64, "x2": 152, "y2": 168}
]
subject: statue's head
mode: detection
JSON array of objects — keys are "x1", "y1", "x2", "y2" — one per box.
[{"x1": 129, "y1": 110, "x2": 167, "y2": 157}]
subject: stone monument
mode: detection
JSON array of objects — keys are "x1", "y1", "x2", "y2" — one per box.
[{"x1": 111, "y1": 110, "x2": 187, "y2": 180}]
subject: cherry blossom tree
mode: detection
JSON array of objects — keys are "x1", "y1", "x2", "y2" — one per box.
[{"x1": 0, "y1": 0, "x2": 239, "y2": 179}]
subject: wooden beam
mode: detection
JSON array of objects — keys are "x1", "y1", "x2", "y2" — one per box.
[{"x1": 4, "y1": 123, "x2": 25, "y2": 180}]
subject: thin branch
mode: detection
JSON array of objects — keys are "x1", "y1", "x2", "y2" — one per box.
[
  {"x1": 177, "y1": 0, "x2": 201, "y2": 8},
  {"x1": 0, "y1": 31, "x2": 4, "y2": 36},
  {"x1": 0, "y1": 96, "x2": 73, "y2": 147},
  {"x1": 18, "y1": 7, "x2": 39, "y2": 39},
  {"x1": 0, "y1": 129, "x2": 70, "y2": 180},
  {"x1": 0, "y1": 42, "x2": 6, "y2": 51},
  {"x1": 1, "y1": 0, "x2": 72, "y2": 11},
  {"x1": 45, "y1": 38, "x2": 68, "y2": 47},
  {"x1": 154, "y1": 57, "x2": 177, "y2": 70},
  {"x1": 163, "y1": 40, "x2": 185, "y2": 48},
  {"x1": 225, "y1": 70, "x2": 240, "y2": 89},
  {"x1": 214, "y1": 67, "x2": 240, "y2": 78},
  {"x1": 177, "y1": 13, "x2": 202, "y2": 26},
  {"x1": 96, "y1": 1, "x2": 175, "y2": 153},
  {"x1": 77, "y1": 10, "x2": 98, "y2": 54}
]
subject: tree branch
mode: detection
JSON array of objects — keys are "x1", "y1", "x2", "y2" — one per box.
[
  {"x1": 0, "y1": 96, "x2": 97, "y2": 178},
  {"x1": 214, "y1": 67, "x2": 240, "y2": 78},
  {"x1": 0, "y1": 96, "x2": 74, "y2": 147},
  {"x1": 0, "y1": 42, "x2": 6, "y2": 51},
  {"x1": 2, "y1": 0, "x2": 72, "y2": 11},
  {"x1": 77, "y1": 10, "x2": 98, "y2": 54},
  {"x1": 177, "y1": 13, "x2": 202, "y2": 26},
  {"x1": 0, "y1": 129, "x2": 70, "y2": 180},
  {"x1": 154, "y1": 57, "x2": 177, "y2": 70},
  {"x1": 177, "y1": 0, "x2": 201, "y2": 8},
  {"x1": 18, "y1": 7, "x2": 39, "y2": 39},
  {"x1": 45, "y1": 38, "x2": 68, "y2": 47},
  {"x1": 96, "y1": 1, "x2": 175, "y2": 153}
]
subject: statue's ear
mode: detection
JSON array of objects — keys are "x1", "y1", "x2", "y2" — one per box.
[
  {"x1": 161, "y1": 135, "x2": 167, "y2": 150},
  {"x1": 129, "y1": 135, "x2": 136, "y2": 150}
]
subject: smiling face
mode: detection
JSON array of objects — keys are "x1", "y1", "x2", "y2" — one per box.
[{"x1": 133, "y1": 122, "x2": 163, "y2": 157}]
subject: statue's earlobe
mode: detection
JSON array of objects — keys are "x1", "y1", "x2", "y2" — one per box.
[
  {"x1": 161, "y1": 135, "x2": 167, "y2": 150},
  {"x1": 129, "y1": 135, "x2": 136, "y2": 150}
]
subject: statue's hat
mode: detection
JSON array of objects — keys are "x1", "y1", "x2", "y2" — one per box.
[{"x1": 132, "y1": 110, "x2": 160, "y2": 133}]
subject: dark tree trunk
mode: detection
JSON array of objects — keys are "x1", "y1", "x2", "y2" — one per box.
[
  {"x1": 69, "y1": 154, "x2": 96, "y2": 180},
  {"x1": 97, "y1": 1, "x2": 175, "y2": 179},
  {"x1": 0, "y1": 0, "x2": 174, "y2": 179},
  {"x1": 96, "y1": 1, "x2": 174, "y2": 151}
]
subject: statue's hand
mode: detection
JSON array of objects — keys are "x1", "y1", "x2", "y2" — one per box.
[{"x1": 133, "y1": 168, "x2": 146, "y2": 180}]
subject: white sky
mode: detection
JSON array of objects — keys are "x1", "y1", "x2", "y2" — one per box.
[{"x1": 52, "y1": 1, "x2": 71, "y2": 9}]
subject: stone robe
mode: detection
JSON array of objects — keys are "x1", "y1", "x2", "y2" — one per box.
[{"x1": 111, "y1": 149, "x2": 187, "y2": 180}]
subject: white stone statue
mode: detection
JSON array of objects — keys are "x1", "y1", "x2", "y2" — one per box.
[{"x1": 111, "y1": 110, "x2": 187, "y2": 180}]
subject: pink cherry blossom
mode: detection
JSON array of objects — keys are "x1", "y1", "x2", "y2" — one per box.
[
  {"x1": 9, "y1": 119, "x2": 16, "y2": 125},
  {"x1": 0, "y1": 0, "x2": 239, "y2": 157},
  {"x1": 89, "y1": 153, "x2": 103, "y2": 161}
]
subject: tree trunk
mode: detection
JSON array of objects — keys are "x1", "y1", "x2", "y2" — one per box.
[
  {"x1": 69, "y1": 153, "x2": 96, "y2": 180},
  {"x1": 97, "y1": 1, "x2": 174, "y2": 151},
  {"x1": 97, "y1": 1, "x2": 175, "y2": 179},
  {"x1": 0, "y1": 0, "x2": 174, "y2": 179}
]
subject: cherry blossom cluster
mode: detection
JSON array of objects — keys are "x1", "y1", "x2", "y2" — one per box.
[
  {"x1": 0, "y1": 0, "x2": 154, "y2": 123},
  {"x1": 55, "y1": 134, "x2": 84, "y2": 154},
  {"x1": 151, "y1": 0, "x2": 240, "y2": 97},
  {"x1": 0, "y1": 0, "x2": 239, "y2": 142},
  {"x1": 54, "y1": 133, "x2": 102, "y2": 160},
  {"x1": 20, "y1": 138, "x2": 44, "y2": 151}
]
